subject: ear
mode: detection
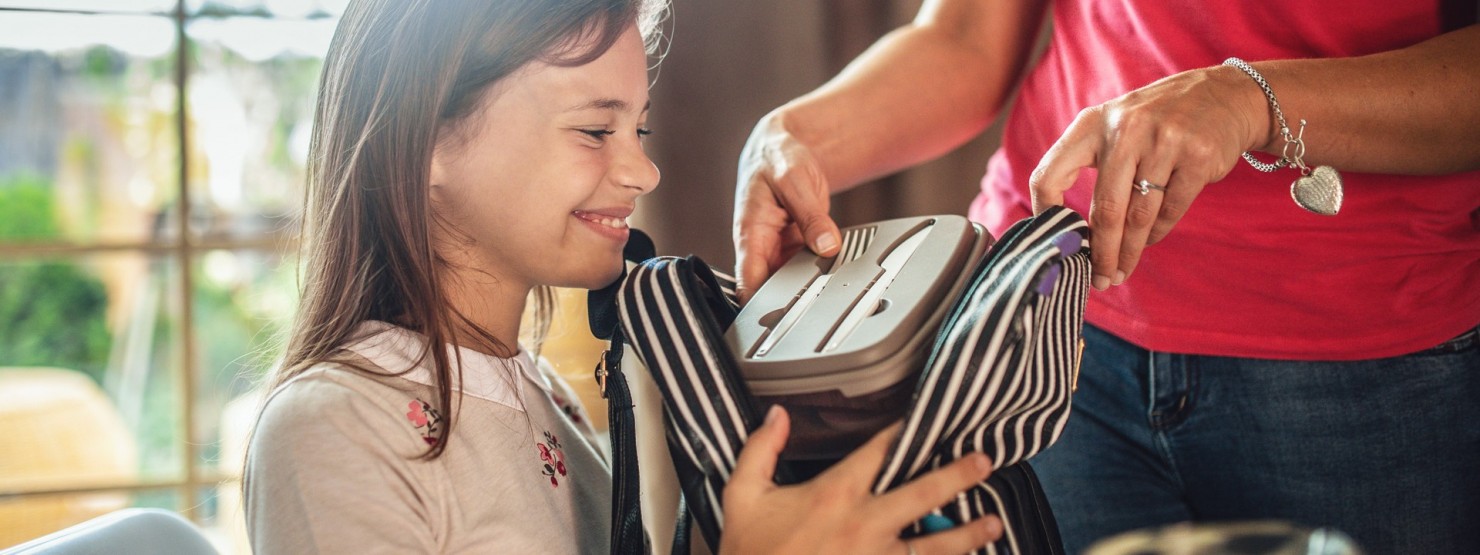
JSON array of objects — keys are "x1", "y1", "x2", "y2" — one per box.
[{"x1": 428, "y1": 143, "x2": 450, "y2": 205}]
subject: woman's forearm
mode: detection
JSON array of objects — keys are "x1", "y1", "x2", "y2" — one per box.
[
  {"x1": 777, "y1": 0, "x2": 1050, "y2": 192},
  {"x1": 1242, "y1": 24, "x2": 1480, "y2": 175}
]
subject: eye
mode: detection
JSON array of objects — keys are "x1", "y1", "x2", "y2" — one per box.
[
  {"x1": 637, "y1": 127, "x2": 653, "y2": 137},
  {"x1": 579, "y1": 129, "x2": 616, "y2": 142}
]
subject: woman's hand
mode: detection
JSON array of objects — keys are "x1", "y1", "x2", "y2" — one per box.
[
  {"x1": 733, "y1": 111, "x2": 843, "y2": 305},
  {"x1": 1029, "y1": 65, "x2": 1268, "y2": 290},
  {"x1": 720, "y1": 406, "x2": 1003, "y2": 555}
]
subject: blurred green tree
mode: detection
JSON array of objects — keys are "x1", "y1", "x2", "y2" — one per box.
[{"x1": 0, "y1": 174, "x2": 112, "y2": 384}]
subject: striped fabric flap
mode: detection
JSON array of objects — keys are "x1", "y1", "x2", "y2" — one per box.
[
  {"x1": 874, "y1": 206, "x2": 1088, "y2": 555},
  {"x1": 615, "y1": 206, "x2": 1089, "y2": 554},
  {"x1": 618, "y1": 257, "x2": 759, "y2": 549}
]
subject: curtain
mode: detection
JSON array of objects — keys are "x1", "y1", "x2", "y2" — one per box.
[{"x1": 639, "y1": 0, "x2": 1010, "y2": 270}]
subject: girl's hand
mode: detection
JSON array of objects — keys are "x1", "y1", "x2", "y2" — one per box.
[
  {"x1": 720, "y1": 406, "x2": 1003, "y2": 555},
  {"x1": 1029, "y1": 65, "x2": 1267, "y2": 290},
  {"x1": 733, "y1": 111, "x2": 843, "y2": 305}
]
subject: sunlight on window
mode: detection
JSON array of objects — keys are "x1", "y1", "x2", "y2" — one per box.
[
  {"x1": 0, "y1": 5, "x2": 332, "y2": 552},
  {"x1": 186, "y1": 0, "x2": 349, "y2": 17},
  {"x1": 0, "y1": 13, "x2": 174, "y2": 57},
  {"x1": 0, "y1": 0, "x2": 175, "y2": 12},
  {"x1": 187, "y1": 18, "x2": 337, "y2": 62}
]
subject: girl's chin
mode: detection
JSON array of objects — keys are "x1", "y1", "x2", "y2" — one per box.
[{"x1": 559, "y1": 259, "x2": 626, "y2": 290}]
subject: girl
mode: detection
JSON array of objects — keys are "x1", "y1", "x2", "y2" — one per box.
[{"x1": 243, "y1": 0, "x2": 1003, "y2": 553}]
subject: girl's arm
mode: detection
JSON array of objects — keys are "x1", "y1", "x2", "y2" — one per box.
[{"x1": 244, "y1": 376, "x2": 438, "y2": 553}]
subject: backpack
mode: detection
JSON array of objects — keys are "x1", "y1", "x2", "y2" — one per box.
[{"x1": 591, "y1": 206, "x2": 1090, "y2": 555}]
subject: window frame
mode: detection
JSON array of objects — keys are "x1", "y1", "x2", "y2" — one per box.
[{"x1": 0, "y1": 0, "x2": 310, "y2": 529}]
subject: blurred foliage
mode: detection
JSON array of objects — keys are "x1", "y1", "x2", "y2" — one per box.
[
  {"x1": 0, "y1": 174, "x2": 60, "y2": 239},
  {"x1": 0, "y1": 175, "x2": 113, "y2": 384}
]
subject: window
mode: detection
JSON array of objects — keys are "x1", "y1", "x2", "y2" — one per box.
[{"x1": 0, "y1": 2, "x2": 342, "y2": 552}]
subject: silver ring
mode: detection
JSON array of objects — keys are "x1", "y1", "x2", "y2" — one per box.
[
  {"x1": 1136, "y1": 179, "x2": 1167, "y2": 195},
  {"x1": 905, "y1": 540, "x2": 918, "y2": 555}
]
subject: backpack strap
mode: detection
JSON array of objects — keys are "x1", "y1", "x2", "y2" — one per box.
[
  {"x1": 601, "y1": 331, "x2": 651, "y2": 555},
  {"x1": 616, "y1": 255, "x2": 797, "y2": 551},
  {"x1": 591, "y1": 231, "x2": 657, "y2": 555}
]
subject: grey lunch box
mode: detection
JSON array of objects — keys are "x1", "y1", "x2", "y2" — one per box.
[{"x1": 724, "y1": 214, "x2": 992, "y2": 460}]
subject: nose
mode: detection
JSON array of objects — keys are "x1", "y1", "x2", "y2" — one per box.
[{"x1": 612, "y1": 139, "x2": 660, "y2": 194}]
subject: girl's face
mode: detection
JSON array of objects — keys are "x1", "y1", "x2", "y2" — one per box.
[{"x1": 430, "y1": 24, "x2": 658, "y2": 292}]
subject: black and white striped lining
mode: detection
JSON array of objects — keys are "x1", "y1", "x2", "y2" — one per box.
[
  {"x1": 618, "y1": 259, "x2": 757, "y2": 549},
  {"x1": 874, "y1": 207, "x2": 1089, "y2": 555},
  {"x1": 616, "y1": 206, "x2": 1089, "y2": 554}
]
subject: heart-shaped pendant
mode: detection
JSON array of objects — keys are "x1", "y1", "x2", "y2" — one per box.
[{"x1": 1291, "y1": 165, "x2": 1343, "y2": 216}]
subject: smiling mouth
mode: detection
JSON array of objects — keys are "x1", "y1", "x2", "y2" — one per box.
[{"x1": 572, "y1": 210, "x2": 630, "y2": 230}]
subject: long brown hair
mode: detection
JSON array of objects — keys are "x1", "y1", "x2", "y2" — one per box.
[{"x1": 276, "y1": 0, "x2": 667, "y2": 458}]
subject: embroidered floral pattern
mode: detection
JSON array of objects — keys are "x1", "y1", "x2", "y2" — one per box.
[
  {"x1": 537, "y1": 431, "x2": 567, "y2": 487},
  {"x1": 406, "y1": 400, "x2": 443, "y2": 446},
  {"x1": 551, "y1": 393, "x2": 584, "y2": 425}
]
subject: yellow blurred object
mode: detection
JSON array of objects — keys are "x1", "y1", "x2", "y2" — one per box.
[
  {"x1": 217, "y1": 388, "x2": 264, "y2": 555},
  {"x1": 0, "y1": 368, "x2": 138, "y2": 548},
  {"x1": 538, "y1": 288, "x2": 611, "y2": 431}
]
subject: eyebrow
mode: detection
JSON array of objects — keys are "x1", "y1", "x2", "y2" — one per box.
[{"x1": 564, "y1": 98, "x2": 651, "y2": 113}]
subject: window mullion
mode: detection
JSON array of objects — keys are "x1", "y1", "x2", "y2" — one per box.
[{"x1": 172, "y1": 0, "x2": 199, "y2": 522}]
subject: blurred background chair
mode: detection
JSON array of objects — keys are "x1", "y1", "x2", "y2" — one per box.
[
  {"x1": 0, "y1": 368, "x2": 137, "y2": 547},
  {"x1": 0, "y1": 508, "x2": 216, "y2": 555},
  {"x1": 1085, "y1": 521, "x2": 1363, "y2": 555}
]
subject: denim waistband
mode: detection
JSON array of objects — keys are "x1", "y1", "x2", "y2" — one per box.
[{"x1": 1421, "y1": 324, "x2": 1480, "y2": 355}]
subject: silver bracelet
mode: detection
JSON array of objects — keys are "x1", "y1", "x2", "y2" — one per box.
[{"x1": 1222, "y1": 57, "x2": 1344, "y2": 216}]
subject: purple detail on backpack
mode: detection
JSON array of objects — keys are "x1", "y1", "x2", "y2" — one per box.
[
  {"x1": 1036, "y1": 263, "x2": 1062, "y2": 295},
  {"x1": 1053, "y1": 231, "x2": 1083, "y2": 256}
]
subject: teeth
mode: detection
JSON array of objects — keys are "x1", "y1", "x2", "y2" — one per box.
[{"x1": 577, "y1": 212, "x2": 629, "y2": 229}]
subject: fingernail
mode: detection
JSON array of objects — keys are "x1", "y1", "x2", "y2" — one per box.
[
  {"x1": 974, "y1": 454, "x2": 992, "y2": 474},
  {"x1": 763, "y1": 405, "x2": 781, "y2": 426},
  {"x1": 1092, "y1": 275, "x2": 1110, "y2": 290},
  {"x1": 1113, "y1": 270, "x2": 1126, "y2": 286},
  {"x1": 814, "y1": 232, "x2": 838, "y2": 253}
]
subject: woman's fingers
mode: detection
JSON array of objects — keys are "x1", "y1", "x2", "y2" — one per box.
[
  {"x1": 733, "y1": 113, "x2": 840, "y2": 305},
  {"x1": 768, "y1": 164, "x2": 842, "y2": 260},
  {"x1": 905, "y1": 515, "x2": 1005, "y2": 555},
  {"x1": 1085, "y1": 120, "x2": 1148, "y2": 290},
  {"x1": 1030, "y1": 108, "x2": 1103, "y2": 215},
  {"x1": 1118, "y1": 149, "x2": 1175, "y2": 282},
  {"x1": 874, "y1": 453, "x2": 993, "y2": 526},
  {"x1": 1147, "y1": 169, "x2": 1201, "y2": 246},
  {"x1": 733, "y1": 210, "x2": 787, "y2": 305},
  {"x1": 1031, "y1": 67, "x2": 1263, "y2": 289}
]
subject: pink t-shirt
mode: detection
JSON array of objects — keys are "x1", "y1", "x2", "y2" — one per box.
[{"x1": 972, "y1": 0, "x2": 1480, "y2": 360}]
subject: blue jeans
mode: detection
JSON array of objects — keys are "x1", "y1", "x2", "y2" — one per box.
[{"x1": 1033, "y1": 323, "x2": 1480, "y2": 554}]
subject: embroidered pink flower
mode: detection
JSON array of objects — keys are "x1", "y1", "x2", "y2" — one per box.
[
  {"x1": 552, "y1": 394, "x2": 584, "y2": 425},
  {"x1": 537, "y1": 430, "x2": 568, "y2": 487},
  {"x1": 406, "y1": 401, "x2": 429, "y2": 427},
  {"x1": 405, "y1": 399, "x2": 442, "y2": 446}
]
